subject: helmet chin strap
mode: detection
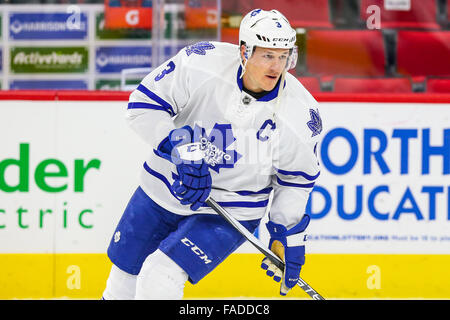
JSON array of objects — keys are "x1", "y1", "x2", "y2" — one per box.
[
  {"x1": 239, "y1": 45, "x2": 252, "y2": 79},
  {"x1": 273, "y1": 70, "x2": 286, "y2": 118},
  {"x1": 239, "y1": 58, "x2": 247, "y2": 79}
]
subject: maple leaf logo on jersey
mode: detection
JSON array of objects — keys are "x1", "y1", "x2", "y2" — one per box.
[
  {"x1": 193, "y1": 123, "x2": 242, "y2": 173},
  {"x1": 307, "y1": 108, "x2": 322, "y2": 137},
  {"x1": 185, "y1": 41, "x2": 215, "y2": 56}
]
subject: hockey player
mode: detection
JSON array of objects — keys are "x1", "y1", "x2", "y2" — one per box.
[{"x1": 102, "y1": 8, "x2": 322, "y2": 299}]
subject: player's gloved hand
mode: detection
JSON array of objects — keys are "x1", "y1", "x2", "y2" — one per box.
[
  {"x1": 155, "y1": 125, "x2": 212, "y2": 211},
  {"x1": 171, "y1": 160, "x2": 212, "y2": 211},
  {"x1": 261, "y1": 214, "x2": 310, "y2": 296}
]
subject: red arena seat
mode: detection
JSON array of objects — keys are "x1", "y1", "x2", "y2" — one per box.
[
  {"x1": 306, "y1": 30, "x2": 386, "y2": 77},
  {"x1": 447, "y1": 2, "x2": 450, "y2": 27},
  {"x1": 426, "y1": 78, "x2": 450, "y2": 93},
  {"x1": 397, "y1": 31, "x2": 450, "y2": 77},
  {"x1": 255, "y1": 0, "x2": 333, "y2": 28},
  {"x1": 448, "y1": 2, "x2": 450, "y2": 21},
  {"x1": 360, "y1": 0, "x2": 440, "y2": 29},
  {"x1": 297, "y1": 77, "x2": 321, "y2": 93},
  {"x1": 333, "y1": 77, "x2": 412, "y2": 93}
]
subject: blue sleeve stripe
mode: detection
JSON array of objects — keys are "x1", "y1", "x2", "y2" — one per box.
[
  {"x1": 143, "y1": 161, "x2": 269, "y2": 208},
  {"x1": 275, "y1": 168, "x2": 320, "y2": 181},
  {"x1": 136, "y1": 84, "x2": 175, "y2": 116},
  {"x1": 235, "y1": 187, "x2": 273, "y2": 196},
  {"x1": 276, "y1": 176, "x2": 315, "y2": 188},
  {"x1": 201, "y1": 200, "x2": 269, "y2": 208},
  {"x1": 127, "y1": 102, "x2": 173, "y2": 116},
  {"x1": 143, "y1": 162, "x2": 180, "y2": 200},
  {"x1": 171, "y1": 171, "x2": 272, "y2": 197}
]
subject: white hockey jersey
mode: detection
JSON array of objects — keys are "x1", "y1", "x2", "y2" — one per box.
[{"x1": 126, "y1": 41, "x2": 322, "y2": 228}]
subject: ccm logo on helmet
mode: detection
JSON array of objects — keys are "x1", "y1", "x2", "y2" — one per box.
[{"x1": 273, "y1": 37, "x2": 296, "y2": 42}]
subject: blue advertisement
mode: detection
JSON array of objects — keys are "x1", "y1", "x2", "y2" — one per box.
[
  {"x1": 298, "y1": 104, "x2": 450, "y2": 254},
  {"x1": 9, "y1": 12, "x2": 88, "y2": 40},
  {"x1": 95, "y1": 46, "x2": 183, "y2": 73},
  {"x1": 306, "y1": 126, "x2": 450, "y2": 222},
  {"x1": 95, "y1": 46, "x2": 152, "y2": 73},
  {"x1": 9, "y1": 80, "x2": 88, "y2": 90}
]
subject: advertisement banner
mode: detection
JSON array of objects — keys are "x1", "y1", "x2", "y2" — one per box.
[
  {"x1": 0, "y1": 100, "x2": 449, "y2": 255},
  {"x1": 0, "y1": 100, "x2": 147, "y2": 253},
  {"x1": 104, "y1": 6, "x2": 152, "y2": 29},
  {"x1": 96, "y1": 45, "x2": 185, "y2": 73},
  {"x1": 306, "y1": 103, "x2": 450, "y2": 254},
  {"x1": 10, "y1": 47, "x2": 88, "y2": 73},
  {"x1": 95, "y1": 46, "x2": 151, "y2": 73},
  {"x1": 9, "y1": 12, "x2": 88, "y2": 40},
  {"x1": 184, "y1": 0, "x2": 218, "y2": 29},
  {"x1": 95, "y1": 12, "x2": 151, "y2": 40},
  {"x1": 9, "y1": 80, "x2": 88, "y2": 90},
  {"x1": 95, "y1": 79, "x2": 140, "y2": 90}
]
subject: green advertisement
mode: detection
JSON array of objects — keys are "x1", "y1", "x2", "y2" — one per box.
[
  {"x1": 10, "y1": 47, "x2": 88, "y2": 73},
  {"x1": 0, "y1": 143, "x2": 101, "y2": 229},
  {"x1": 95, "y1": 79, "x2": 140, "y2": 90}
]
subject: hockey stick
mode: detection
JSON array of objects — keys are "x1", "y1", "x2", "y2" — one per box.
[
  {"x1": 205, "y1": 197, "x2": 325, "y2": 300},
  {"x1": 176, "y1": 143, "x2": 324, "y2": 299}
]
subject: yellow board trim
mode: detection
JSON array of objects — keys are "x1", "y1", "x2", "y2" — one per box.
[{"x1": 0, "y1": 253, "x2": 449, "y2": 299}]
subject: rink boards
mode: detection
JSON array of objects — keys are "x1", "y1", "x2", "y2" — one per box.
[
  {"x1": 0, "y1": 92, "x2": 449, "y2": 299},
  {"x1": 0, "y1": 253, "x2": 449, "y2": 299}
]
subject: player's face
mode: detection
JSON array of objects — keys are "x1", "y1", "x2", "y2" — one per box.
[{"x1": 242, "y1": 47, "x2": 290, "y2": 92}]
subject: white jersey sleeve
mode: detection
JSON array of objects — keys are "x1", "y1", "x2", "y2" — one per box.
[
  {"x1": 269, "y1": 75, "x2": 322, "y2": 229},
  {"x1": 126, "y1": 48, "x2": 191, "y2": 149}
]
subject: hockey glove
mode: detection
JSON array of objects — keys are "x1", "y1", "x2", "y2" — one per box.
[
  {"x1": 155, "y1": 125, "x2": 212, "y2": 211},
  {"x1": 261, "y1": 214, "x2": 310, "y2": 296}
]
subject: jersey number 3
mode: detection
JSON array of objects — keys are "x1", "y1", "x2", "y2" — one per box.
[{"x1": 155, "y1": 61, "x2": 176, "y2": 81}]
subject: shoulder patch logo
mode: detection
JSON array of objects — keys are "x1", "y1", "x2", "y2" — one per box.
[
  {"x1": 185, "y1": 41, "x2": 215, "y2": 56},
  {"x1": 307, "y1": 108, "x2": 322, "y2": 137}
]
